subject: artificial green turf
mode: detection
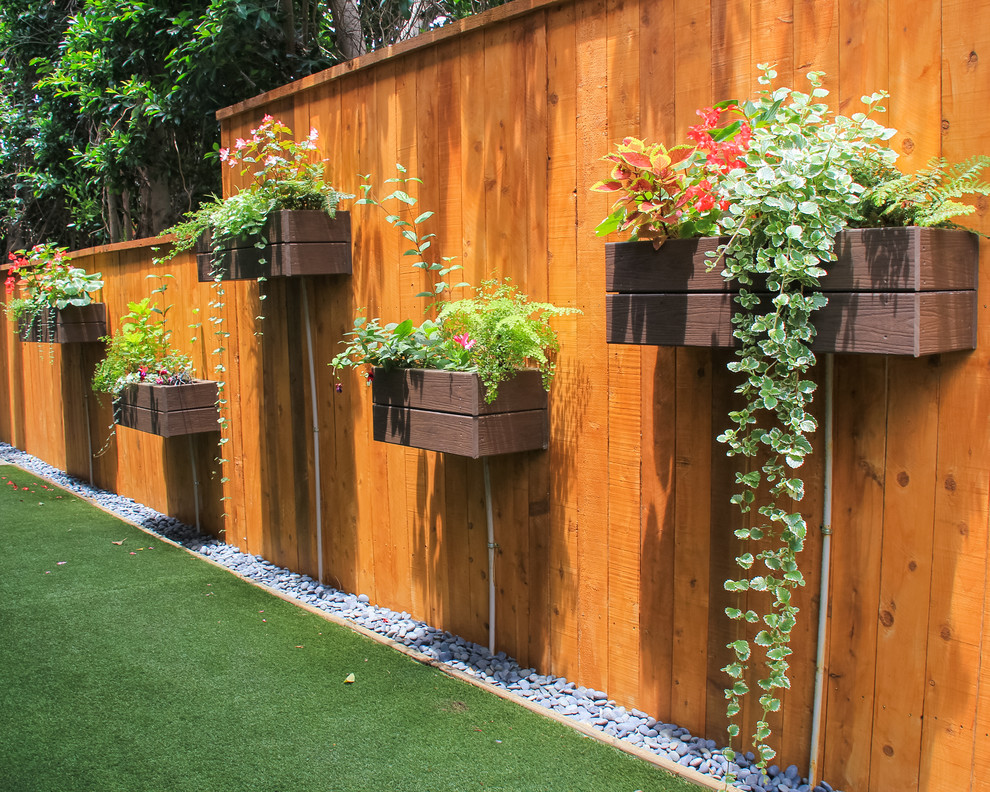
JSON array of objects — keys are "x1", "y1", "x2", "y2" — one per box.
[{"x1": 0, "y1": 465, "x2": 699, "y2": 792}]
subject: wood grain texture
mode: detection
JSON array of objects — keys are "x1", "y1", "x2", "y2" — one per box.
[
  {"x1": 115, "y1": 380, "x2": 220, "y2": 437},
  {"x1": 606, "y1": 291, "x2": 978, "y2": 356},
  {"x1": 2, "y1": 3, "x2": 989, "y2": 788},
  {"x1": 17, "y1": 304, "x2": 108, "y2": 344},
  {"x1": 371, "y1": 369, "x2": 549, "y2": 458}
]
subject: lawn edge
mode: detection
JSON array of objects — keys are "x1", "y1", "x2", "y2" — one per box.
[{"x1": 1, "y1": 458, "x2": 727, "y2": 792}]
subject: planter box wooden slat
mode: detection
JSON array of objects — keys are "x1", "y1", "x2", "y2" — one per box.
[
  {"x1": 18, "y1": 304, "x2": 108, "y2": 344},
  {"x1": 605, "y1": 227, "x2": 979, "y2": 356},
  {"x1": 115, "y1": 379, "x2": 220, "y2": 437},
  {"x1": 608, "y1": 290, "x2": 977, "y2": 357},
  {"x1": 196, "y1": 210, "x2": 352, "y2": 281},
  {"x1": 371, "y1": 368, "x2": 549, "y2": 457}
]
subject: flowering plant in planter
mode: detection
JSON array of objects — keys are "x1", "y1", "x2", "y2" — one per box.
[
  {"x1": 161, "y1": 115, "x2": 350, "y2": 259},
  {"x1": 334, "y1": 277, "x2": 576, "y2": 403},
  {"x1": 3, "y1": 243, "x2": 103, "y2": 325},
  {"x1": 92, "y1": 292, "x2": 193, "y2": 398},
  {"x1": 332, "y1": 167, "x2": 578, "y2": 403},
  {"x1": 594, "y1": 66, "x2": 990, "y2": 772}
]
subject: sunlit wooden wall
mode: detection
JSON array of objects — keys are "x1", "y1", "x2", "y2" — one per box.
[
  {"x1": 2, "y1": 1, "x2": 989, "y2": 789},
  {"x1": 0, "y1": 239, "x2": 225, "y2": 535}
]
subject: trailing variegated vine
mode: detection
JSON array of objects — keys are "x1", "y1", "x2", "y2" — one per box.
[
  {"x1": 711, "y1": 68, "x2": 894, "y2": 771},
  {"x1": 595, "y1": 63, "x2": 990, "y2": 778}
]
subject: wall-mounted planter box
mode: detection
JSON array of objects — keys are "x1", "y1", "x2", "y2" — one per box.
[
  {"x1": 606, "y1": 227, "x2": 979, "y2": 356},
  {"x1": 18, "y1": 304, "x2": 108, "y2": 344},
  {"x1": 196, "y1": 210, "x2": 352, "y2": 282},
  {"x1": 371, "y1": 368, "x2": 549, "y2": 458},
  {"x1": 115, "y1": 379, "x2": 220, "y2": 437}
]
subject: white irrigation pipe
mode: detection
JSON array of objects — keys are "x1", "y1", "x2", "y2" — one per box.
[
  {"x1": 483, "y1": 457, "x2": 497, "y2": 654},
  {"x1": 301, "y1": 278, "x2": 324, "y2": 584},
  {"x1": 808, "y1": 353, "x2": 834, "y2": 785},
  {"x1": 83, "y1": 390, "x2": 94, "y2": 485},
  {"x1": 187, "y1": 434, "x2": 201, "y2": 533}
]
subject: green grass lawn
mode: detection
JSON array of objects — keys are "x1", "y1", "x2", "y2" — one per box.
[{"x1": 0, "y1": 465, "x2": 699, "y2": 792}]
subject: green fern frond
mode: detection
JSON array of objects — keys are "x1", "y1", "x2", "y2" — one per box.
[{"x1": 863, "y1": 155, "x2": 990, "y2": 228}]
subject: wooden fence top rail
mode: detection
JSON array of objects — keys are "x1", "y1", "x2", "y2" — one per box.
[{"x1": 215, "y1": 0, "x2": 568, "y2": 122}]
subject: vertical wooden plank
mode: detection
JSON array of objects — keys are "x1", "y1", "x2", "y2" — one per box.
[
  {"x1": 435, "y1": 37, "x2": 475, "y2": 644},
  {"x1": 373, "y1": 62, "x2": 405, "y2": 611},
  {"x1": 336, "y1": 72, "x2": 374, "y2": 592},
  {"x1": 604, "y1": 0, "x2": 643, "y2": 707},
  {"x1": 793, "y1": 0, "x2": 839, "y2": 90},
  {"x1": 869, "y1": 358, "x2": 938, "y2": 791},
  {"x1": 837, "y1": 0, "x2": 888, "y2": 116},
  {"x1": 752, "y1": 0, "x2": 794, "y2": 83},
  {"x1": 405, "y1": 45, "x2": 442, "y2": 628},
  {"x1": 575, "y1": 0, "x2": 610, "y2": 694},
  {"x1": 712, "y1": 0, "x2": 752, "y2": 96},
  {"x1": 822, "y1": 357, "x2": 887, "y2": 790},
  {"x1": 524, "y1": 12, "x2": 551, "y2": 672},
  {"x1": 924, "y1": 5, "x2": 990, "y2": 789},
  {"x1": 479, "y1": 23, "x2": 529, "y2": 657},
  {"x1": 636, "y1": 0, "x2": 677, "y2": 722},
  {"x1": 704, "y1": 350, "x2": 750, "y2": 747},
  {"x1": 545, "y1": 0, "x2": 580, "y2": 684},
  {"x1": 669, "y1": 0, "x2": 712, "y2": 738},
  {"x1": 457, "y1": 29, "x2": 491, "y2": 641},
  {"x1": 887, "y1": 0, "x2": 941, "y2": 172},
  {"x1": 705, "y1": 13, "x2": 757, "y2": 754}
]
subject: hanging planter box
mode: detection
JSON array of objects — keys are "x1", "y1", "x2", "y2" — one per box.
[
  {"x1": 196, "y1": 209, "x2": 352, "y2": 281},
  {"x1": 371, "y1": 368, "x2": 549, "y2": 458},
  {"x1": 18, "y1": 304, "x2": 108, "y2": 344},
  {"x1": 605, "y1": 227, "x2": 979, "y2": 356},
  {"x1": 115, "y1": 379, "x2": 220, "y2": 438}
]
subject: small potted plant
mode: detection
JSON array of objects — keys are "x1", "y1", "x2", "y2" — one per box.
[
  {"x1": 161, "y1": 115, "x2": 352, "y2": 281},
  {"x1": 92, "y1": 293, "x2": 219, "y2": 438},
  {"x1": 3, "y1": 243, "x2": 106, "y2": 343},
  {"x1": 332, "y1": 169, "x2": 579, "y2": 458}
]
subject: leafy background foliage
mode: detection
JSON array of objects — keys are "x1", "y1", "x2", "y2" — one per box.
[{"x1": 0, "y1": 0, "x2": 504, "y2": 254}]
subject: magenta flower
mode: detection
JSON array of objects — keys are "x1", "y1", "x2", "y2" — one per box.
[{"x1": 454, "y1": 333, "x2": 476, "y2": 350}]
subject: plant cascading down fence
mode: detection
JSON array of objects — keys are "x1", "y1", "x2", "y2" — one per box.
[{"x1": 594, "y1": 66, "x2": 990, "y2": 773}]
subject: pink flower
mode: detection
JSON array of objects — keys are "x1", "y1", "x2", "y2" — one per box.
[
  {"x1": 235, "y1": 138, "x2": 248, "y2": 150},
  {"x1": 219, "y1": 148, "x2": 229, "y2": 162},
  {"x1": 138, "y1": 365, "x2": 148, "y2": 381},
  {"x1": 309, "y1": 127, "x2": 319, "y2": 141},
  {"x1": 454, "y1": 333, "x2": 476, "y2": 350}
]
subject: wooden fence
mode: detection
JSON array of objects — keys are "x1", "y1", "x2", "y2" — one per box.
[{"x1": 2, "y1": 1, "x2": 989, "y2": 789}]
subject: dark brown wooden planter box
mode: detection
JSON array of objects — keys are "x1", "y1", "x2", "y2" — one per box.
[
  {"x1": 18, "y1": 304, "x2": 108, "y2": 344},
  {"x1": 115, "y1": 379, "x2": 220, "y2": 437},
  {"x1": 605, "y1": 227, "x2": 979, "y2": 356},
  {"x1": 371, "y1": 368, "x2": 549, "y2": 457},
  {"x1": 196, "y1": 209, "x2": 352, "y2": 281}
]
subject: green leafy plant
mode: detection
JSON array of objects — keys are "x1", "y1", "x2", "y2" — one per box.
[
  {"x1": 594, "y1": 65, "x2": 990, "y2": 775},
  {"x1": 332, "y1": 168, "x2": 579, "y2": 402},
  {"x1": 3, "y1": 242, "x2": 103, "y2": 326},
  {"x1": 160, "y1": 116, "x2": 349, "y2": 262},
  {"x1": 92, "y1": 276, "x2": 193, "y2": 398},
  {"x1": 856, "y1": 155, "x2": 990, "y2": 228},
  {"x1": 437, "y1": 279, "x2": 575, "y2": 398}
]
